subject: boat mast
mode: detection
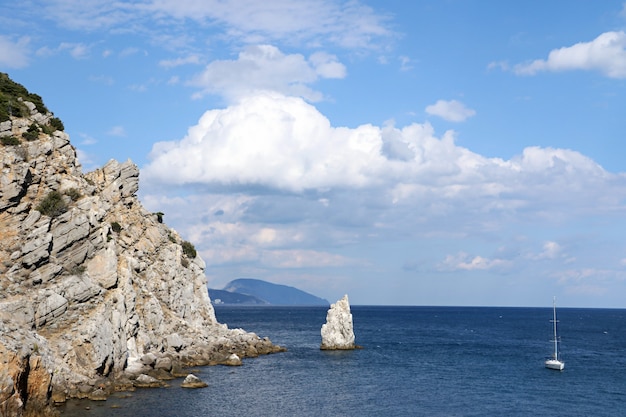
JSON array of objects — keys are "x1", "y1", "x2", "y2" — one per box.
[{"x1": 551, "y1": 296, "x2": 559, "y2": 360}]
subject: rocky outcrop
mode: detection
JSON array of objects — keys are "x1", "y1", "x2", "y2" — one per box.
[
  {"x1": 0, "y1": 83, "x2": 284, "y2": 416},
  {"x1": 181, "y1": 374, "x2": 207, "y2": 389},
  {"x1": 320, "y1": 295, "x2": 356, "y2": 350}
]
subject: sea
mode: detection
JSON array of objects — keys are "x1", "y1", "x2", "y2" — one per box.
[{"x1": 58, "y1": 306, "x2": 626, "y2": 417}]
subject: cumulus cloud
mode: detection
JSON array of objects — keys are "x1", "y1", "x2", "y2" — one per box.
[
  {"x1": 189, "y1": 44, "x2": 346, "y2": 101},
  {"x1": 144, "y1": 91, "x2": 384, "y2": 191},
  {"x1": 439, "y1": 252, "x2": 510, "y2": 271},
  {"x1": 143, "y1": 90, "x2": 622, "y2": 206},
  {"x1": 0, "y1": 36, "x2": 30, "y2": 68},
  {"x1": 514, "y1": 31, "x2": 626, "y2": 78},
  {"x1": 425, "y1": 99, "x2": 476, "y2": 122},
  {"x1": 139, "y1": 92, "x2": 626, "y2": 298}
]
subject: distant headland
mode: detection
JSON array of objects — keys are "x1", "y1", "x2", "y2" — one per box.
[{"x1": 210, "y1": 278, "x2": 329, "y2": 306}]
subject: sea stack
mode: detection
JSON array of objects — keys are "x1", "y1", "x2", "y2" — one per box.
[{"x1": 320, "y1": 294, "x2": 356, "y2": 350}]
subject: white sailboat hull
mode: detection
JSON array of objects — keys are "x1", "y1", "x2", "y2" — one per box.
[{"x1": 545, "y1": 359, "x2": 565, "y2": 371}]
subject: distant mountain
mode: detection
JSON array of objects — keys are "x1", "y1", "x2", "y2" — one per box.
[
  {"x1": 210, "y1": 278, "x2": 329, "y2": 306},
  {"x1": 208, "y1": 289, "x2": 268, "y2": 305}
]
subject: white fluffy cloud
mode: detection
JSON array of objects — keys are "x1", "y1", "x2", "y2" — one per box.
[
  {"x1": 440, "y1": 252, "x2": 510, "y2": 271},
  {"x1": 425, "y1": 99, "x2": 476, "y2": 122},
  {"x1": 0, "y1": 36, "x2": 29, "y2": 68},
  {"x1": 189, "y1": 45, "x2": 346, "y2": 101},
  {"x1": 142, "y1": 90, "x2": 625, "y2": 226},
  {"x1": 144, "y1": 91, "x2": 385, "y2": 191},
  {"x1": 514, "y1": 31, "x2": 626, "y2": 78},
  {"x1": 142, "y1": 92, "x2": 624, "y2": 207},
  {"x1": 140, "y1": 92, "x2": 626, "y2": 300}
]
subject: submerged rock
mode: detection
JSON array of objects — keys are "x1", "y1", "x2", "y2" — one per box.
[{"x1": 320, "y1": 294, "x2": 356, "y2": 350}]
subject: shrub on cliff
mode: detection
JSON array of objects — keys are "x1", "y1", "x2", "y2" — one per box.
[
  {"x1": 182, "y1": 241, "x2": 197, "y2": 258},
  {"x1": 36, "y1": 191, "x2": 67, "y2": 217},
  {"x1": 23, "y1": 123, "x2": 40, "y2": 141},
  {"x1": 0, "y1": 72, "x2": 51, "y2": 121},
  {"x1": 49, "y1": 116, "x2": 64, "y2": 131},
  {"x1": 1, "y1": 135, "x2": 20, "y2": 146},
  {"x1": 64, "y1": 187, "x2": 82, "y2": 201},
  {"x1": 111, "y1": 221, "x2": 122, "y2": 233}
]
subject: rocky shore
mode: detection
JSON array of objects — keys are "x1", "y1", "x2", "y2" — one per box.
[{"x1": 0, "y1": 77, "x2": 284, "y2": 417}]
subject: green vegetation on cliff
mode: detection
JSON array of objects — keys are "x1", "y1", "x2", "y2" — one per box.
[
  {"x1": 0, "y1": 72, "x2": 48, "y2": 121},
  {"x1": 0, "y1": 73, "x2": 64, "y2": 140}
]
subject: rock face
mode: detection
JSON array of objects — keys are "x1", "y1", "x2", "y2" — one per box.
[
  {"x1": 0, "y1": 80, "x2": 284, "y2": 416},
  {"x1": 320, "y1": 295, "x2": 356, "y2": 350}
]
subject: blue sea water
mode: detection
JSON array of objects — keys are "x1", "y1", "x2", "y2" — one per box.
[{"x1": 59, "y1": 306, "x2": 626, "y2": 416}]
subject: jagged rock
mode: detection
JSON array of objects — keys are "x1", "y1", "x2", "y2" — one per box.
[
  {"x1": 0, "y1": 76, "x2": 284, "y2": 416},
  {"x1": 0, "y1": 339, "x2": 56, "y2": 416},
  {"x1": 166, "y1": 333, "x2": 185, "y2": 351},
  {"x1": 320, "y1": 294, "x2": 356, "y2": 350},
  {"x1": 181, "y1": 374, "x2": 207, "y2": 388},
  {"x1": 34, "y1": 291, "x2": 68, "y2": 327},
  {"x1": 154, "y1": 356, "x2": 172, "y2": 372},
  {"x1": 140, "y1": 353, "x2": 158, "y2": 367}
]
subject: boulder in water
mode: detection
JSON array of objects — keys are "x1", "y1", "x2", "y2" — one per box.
[{"x1": 181, "y1": 374, "x2": 208, "y2": 388}]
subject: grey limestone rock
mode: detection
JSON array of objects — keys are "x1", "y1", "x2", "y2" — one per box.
[{"x1": 0, "y1": 91, "x2": 284, "y2": 414}]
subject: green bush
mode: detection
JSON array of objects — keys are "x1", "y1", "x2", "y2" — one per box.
[
  {"x1": 36, "y1": 191, "x2": 67, "y2": 217},
  {"x1": 181, "y1": 241, "x2": 197, "y2": 258},
  {"x1": 0, "y1": 73, "x2": 49, "y2": 121},
  {"x1": 111, "y1": 221, "x2": 122, "y2": 233},
  {"x1": 27, "y1": 93, "x2": 47, "y2": 114},
  {"x1": 155, "y1": 212, "x2": 164, "y2": 223},
  {"x1": 0, "y1": 100, "x2": 23, "y2": 122},
  {"x1": 23, "y1": 123, "x2": 39, "y2": 141},
  {"x1": 68, "y1": 265, "x2": 86, "y2": 276},
  {"x1": 49, "y1": 117, "x2": 64, "y2": 131},
  {"x1": 64, "y1": 188, "x2": 81, "y2": 201},
  {"x1": 1, "y1": 135, "x2": 20, "y2": 146}
]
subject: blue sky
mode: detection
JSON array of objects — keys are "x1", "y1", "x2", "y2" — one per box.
[{"x1": 3, "y1": 1, "x2": 626, "y2": 307}]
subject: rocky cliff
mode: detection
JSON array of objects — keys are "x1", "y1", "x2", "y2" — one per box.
[{"x1": 0, "y1": 77, "x2": 283, "y2": 416}]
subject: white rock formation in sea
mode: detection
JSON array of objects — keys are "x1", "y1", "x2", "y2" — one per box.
[
  {"x1": 0, "y1": 76, "x2": 284, "y2": 416},
  {"x1": 320, "y1": 294, "x2": 356, "y2": 350}
]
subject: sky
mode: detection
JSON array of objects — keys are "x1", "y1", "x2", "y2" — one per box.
[{"x1": 2, "y1": 1, "x2": 626, "y2": 308}]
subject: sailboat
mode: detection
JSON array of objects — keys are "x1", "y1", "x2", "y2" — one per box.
[{"x1": 545, "y1": 296, "x2": 565, "y2": 371}]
